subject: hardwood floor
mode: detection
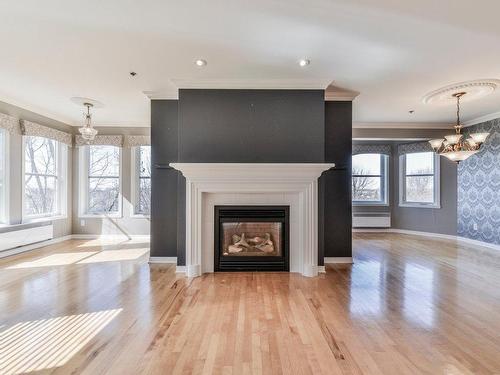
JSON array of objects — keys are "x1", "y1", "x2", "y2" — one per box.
[{"x1": 1, "y1": 233, "x2": 500, "y2": 374}]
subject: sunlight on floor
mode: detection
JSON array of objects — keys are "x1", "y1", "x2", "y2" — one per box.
[
  {"x1": 6, "y1": 252, "x2": 98, "y2": 269},
  {"x1": 6, "y1": 248, "x2": 150, "y2": 269},
  {"x1": 78, "y1": 248, "x2": 149, "y2": 263},
  {"x1": 0, "y1": 309, "x2": 122, "y2": 375}
]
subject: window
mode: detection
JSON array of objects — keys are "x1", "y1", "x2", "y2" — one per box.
[
  {"x1": 80, "y1": 145, "x2": 121, "y2": 216},
  {"x1": 0, "y1": 129, "x2": 6, "y2": 223},
  {"x1": 132, "y1": 145, "x2": 151, "y2": 215},
  {"x1": 399, "y1": 152, "x2": 440, "y2": 208},
  {"x1": 23, "y1": 136, "x2": 67, "y2": 218},
  {"x1": 352, "y1": 153, "x2": 388, "y2": 205}
]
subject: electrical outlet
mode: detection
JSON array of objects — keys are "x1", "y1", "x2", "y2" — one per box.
[
  {"x1": 473, "y1": 223, "x2": 478, "y2": 231},
  {"x1": 80, "y1": 219, "x2": 86, "y2": 227}
]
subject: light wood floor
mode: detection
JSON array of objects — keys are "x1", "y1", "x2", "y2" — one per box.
[{"x1": 1, "y1": 234, "x2": 500, "y2": 374}]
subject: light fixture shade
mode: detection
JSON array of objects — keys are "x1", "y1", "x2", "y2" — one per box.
[
  {"x1": 441, "y1": 150, "x2": 478, "y2": 162},
  {"x1": 428, "y1": 139, "x2": 444, "y2": 149},
  {"x1": 79, "y1": 126, "x2": 98, "y2": 141},
  {"x1": 469, "y1": 132, "x2": 489, "y2": 144},
  {"x1": 444, "y1": 134, "x2": 463, "y2": 145}
]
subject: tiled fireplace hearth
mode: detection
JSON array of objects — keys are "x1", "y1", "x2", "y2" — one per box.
[{"x1": 169, "y1": 163, "x2": 335, "y2": 277}]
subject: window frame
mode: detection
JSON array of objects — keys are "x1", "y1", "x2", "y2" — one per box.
[
  {"x1": 131, "y1": 145, "x2": 151, "y2": 217},
  {"x1": 352, "y1": 153, "x2": 389, "y2": 206},
  {"x1": 399, "y1": 152, "x2": 440, "y2": 209},
  {"x1": 0, "y1": 129, "x2": 8, "y2": 224},
  {"x1": 21, "y1": 136, "x2": 68, "y2": 221},
  {"x1": 79, "y1": 145, "x2": 123, "y2": 218}
]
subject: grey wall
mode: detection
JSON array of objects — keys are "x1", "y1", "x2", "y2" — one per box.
[
  {"x1": 352, "y1": 140, "x2": 457, "y2": 236},
  {"x1": 151, "y1": 90, "x2": 352, "y2": 264},
  {"x1": 458, "y1": 118, "x2": 500, "y2": 245},
  {"x1": 71, "y1": 126, "x2": 150, "y2": 236}
]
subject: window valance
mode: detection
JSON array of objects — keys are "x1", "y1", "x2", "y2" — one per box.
[
  {"x1": 20, "y1": 120, "x2": 73, "y2": 146},
  {"x1": 75, "y1": 135, "x2": 123, "y2": 147},
  {"x1": 397, "y1": 142, "x2": 433, "y2": 155},
  {"x1": 352, "y1": 144, "x2": 391, "y2": 155},
  {"x1": 0, "y1": 113, "x2": 21, "y2": 135},
  {"x1": 124, "y1": 135, "x2": 151, "y2": 147}
]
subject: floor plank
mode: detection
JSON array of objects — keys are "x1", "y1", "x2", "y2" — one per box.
[{"x1": 0, "y1": 233, "x2": 499, "y2": 374}]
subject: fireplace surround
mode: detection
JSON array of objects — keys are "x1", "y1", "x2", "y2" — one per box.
[
  {"x1": 169, "y1": 163, "x2": 334, "y2": 277},
  {"x1": 215, "y1": 206, "x2": 290, "y2": 272}
]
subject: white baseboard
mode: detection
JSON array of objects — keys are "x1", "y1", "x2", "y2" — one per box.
[
  {"x1": 324, "y1": 257, "x2": 353, "y2": 264},
  {"x1": 149, "y1": 257, "x2": 177, "y2": 264},
  {"x1": 355, "y1": 228, "x2": 500, "y2": 251},
  {"x1": 318, "y1": 266, "x2": 326, "y2": 273},
  {"x1": 0, "y1": 235, "x2": 73, "y2": 259},
  {"x1": 176, "y1": 266, "x2": 186, "y2": 273}
]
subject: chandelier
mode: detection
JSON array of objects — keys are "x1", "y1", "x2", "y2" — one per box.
[
  {"x1": 428, "y1": 92, "x2": 489, "y2": 162},
  {"x1": 79, "y1": 102, "x2": 98, "y2": 142}
]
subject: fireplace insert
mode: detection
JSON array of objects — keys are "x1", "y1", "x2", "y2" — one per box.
[{"x1": 214, "y1": 206, "x2": 289, "y2": 272}]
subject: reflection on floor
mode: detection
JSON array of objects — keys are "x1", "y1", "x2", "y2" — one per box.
[{"x1": 0, "y1": 234, "x2": 500, "y2": 374}]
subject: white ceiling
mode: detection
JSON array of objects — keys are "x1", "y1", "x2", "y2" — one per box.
[{"x1": 1, "y1": 0, "x2": 499, "y2": 127}]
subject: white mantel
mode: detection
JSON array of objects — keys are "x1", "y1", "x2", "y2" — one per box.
[{"x1": 170, "y1": 163, "x2": 335, "y2": 278}]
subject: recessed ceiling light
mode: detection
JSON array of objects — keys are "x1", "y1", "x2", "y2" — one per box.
[
  {"x1": 195, "y1": 59, "x2": 207, "y2": 67},
  {"x1": 129, "y1": 71, "x2": 137, "y2": 77},
  {"x1": 298, "y1": 59, "x2": 310, "y2": 67},
  {"x1": 409, "y1": 110, "x2": 415, "y2": 114}
]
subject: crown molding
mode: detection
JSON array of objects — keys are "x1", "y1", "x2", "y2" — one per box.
[
  {"x1": 324, "y1": 85, "x2": 359, "y2": 101},
  {"x1": 462, "y1": 111, "x2": 500, "y2": 127},
  {"x1": 142, "y1": 90, "x2": 179, "y2": 100},
  {"x1": 170, "y1": 78, "x2": 331, "y2": 90},
  {"x1": 353, "y1": 122, "x2": 451, "y2": 129}
]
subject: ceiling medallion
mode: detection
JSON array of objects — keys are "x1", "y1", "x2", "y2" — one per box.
[
  {"x1": 422, "y1": 79, "x2": 500, "y2": 105},
  {"x1": 70, "y1": 97, "x2": 104, "y2": 142},
  {"x1": 428, "y1": 92, "x2": 489, "y2": 163}
]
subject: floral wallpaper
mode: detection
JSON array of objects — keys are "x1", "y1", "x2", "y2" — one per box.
[{"x1": 458, "y1": 118, "x2": 500, "y2": 245}]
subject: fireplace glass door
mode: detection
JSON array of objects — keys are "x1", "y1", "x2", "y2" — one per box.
[{"x1": 215, "y1": 206, "x2": 289, "y2": 272}]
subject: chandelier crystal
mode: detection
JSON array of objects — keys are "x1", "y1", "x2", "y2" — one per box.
[
  {"x1": 428, "y1": 92, "x2": 489, "y2": 163},
  {"x1": 79, "y1": 103, "x2": 98, "y2": 142}
]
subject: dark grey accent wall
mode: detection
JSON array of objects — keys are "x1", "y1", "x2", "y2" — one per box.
[
  {"x1": 151, "y1": 100, "x2": 180, "y2": 258},
  {"x1": 458, "y1": 118, "x2": 500, "y2": 245},
  {"x1": 178, "y1": 89, "x2": 325, "y2": 162},
  {"x1": 320, "y1": 102, "x2": 352, "y2": 260},
  {"x1": 151, "y1": 90, "x2": 353, "y2": 266}
]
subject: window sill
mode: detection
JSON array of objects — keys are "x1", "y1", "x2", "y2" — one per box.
[
  {"x1": 399, "y1": 203, "x2": 441, "y2": 209},
  {"x1": 79, "y1": 214, "x2": 123, "y2": 219},
  {"x1": 130, "y1": 214, "x2": 151, "y2": 219},
  {"x1": 353, "y1": 202, "x2": 389, "y2": 207},
  {"x1": 22, "y1": 215, "x2": 68, "y2": 224}
]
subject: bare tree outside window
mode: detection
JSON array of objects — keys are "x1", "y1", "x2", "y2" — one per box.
[
  {"x1": 87, "y1": 145, "x2": 120, "y2": 214},
  {"x1": 404, "y1": 152, "x2": 435, "y2": 203},
  {"x1": 137, "y1": 146, "x2": 151, "y2": 215},
  {"x1": 352, "y1": 153, "x2": 386, "y2": 203},
  {"x1": 24, "y1": 136, "x2": 58, "y2": 216}
]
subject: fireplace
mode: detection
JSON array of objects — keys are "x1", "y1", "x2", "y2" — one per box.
[{"x1": 214, "y1": 206, "x2": 289, "y2": 272}]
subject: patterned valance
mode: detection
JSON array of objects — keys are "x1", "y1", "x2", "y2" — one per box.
[
  {"x1": 0, "y1": 113, "x2": 21, "y2": 134},
  {"x1": 20, "y1": 120, "x2": 73, "y2": 146},
  {"x1": 397, "y1": 141, "x2": 433, "y2": 155},
  {"x1": 124, "y1": 135, "x2": 151, "y2": 147},
  {"x1": 352, "y1": 144, "x2": 391, "y2": 155},
  {"x1": 75, "y1": 135, "x2": 123, "y2": 147}
]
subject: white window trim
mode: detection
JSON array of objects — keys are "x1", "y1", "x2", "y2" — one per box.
[
  {"x1": 398, "y1": 152, "x2": 441, "y2": 209},
  {"x1": 352, "y1": 154, "x2": 389, "y2": 206},
  {"x1": 78, "y1": 145, "x2": 123, "y2": 219},
  {"x1": 0, "y1": 129, "x2": 9, "y2": 224},
  {"x1": 130, "y1": 146, "x2": 151, "y2": 218},
  {"x1": 21, "y1": 137, "x2": 68, "y2": 222}
]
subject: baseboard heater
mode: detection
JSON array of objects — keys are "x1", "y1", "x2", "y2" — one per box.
[
  {"x1": 353, "y1": 212, "x2": 391, "y2": 228},
  {"x1": 0, "y1": 224, "x2": 54, "y2": 252}
]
